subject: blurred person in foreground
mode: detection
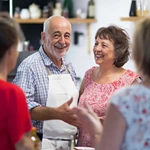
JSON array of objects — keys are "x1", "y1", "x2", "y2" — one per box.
[
  {"x1": 0, "y1": 13, "x2": 33, "y2": 150},
  {"x1": 74, "y1": 17, "x2": 150, "y2": 150},
  {"x1": 77, "y1": 25, "x2": 141, "y2": 147},
  {"x1": 13, "y1": 15, "x2": 79, "y2": 149}
]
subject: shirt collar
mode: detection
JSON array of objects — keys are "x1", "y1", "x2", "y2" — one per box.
[{"x1": 38, "y1": 46, "x2": 68, "y2": 67}]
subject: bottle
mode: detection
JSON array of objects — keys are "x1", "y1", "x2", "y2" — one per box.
[
  {"x1": 136, "y1": 0, "x2": 142, "y2": 16},
  {"x1": 42, "y1": 6, "x2": 49, "y2": 18},
  {"x1": 31, "y1": 127, "x2": 41, "y2": 150},
  {"x1": 142, "y1": 0, "x2": 149, "y2": 16},
  {"x1": 63, "y1": 0, "x2": 74, "y2": 18},
  {"x1": 14, "y1": 7, "x2": 20, "y2": 18},
  {"x1": 62, "y1": 7, "x2": 69, "y2": 18},
  {"x1": 87, "y1": 0, "x2": 95, "y2": 18},
  {"x1": 47, "y1": 1, "x2": 53, "y2": 17},
  {"x1": 129, "y1": 0, "x2": 137, "y2": 16},
  {"x1": 23, "y1": 41, "x2": 29, "y2": 51},
  {"x1": 53, "y1": 2, "x2": 62, "y2": 16}
]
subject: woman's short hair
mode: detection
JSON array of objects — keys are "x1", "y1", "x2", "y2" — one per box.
[
  {"x1": 95, "y1": 25, "x2": 130, "y2": 68},
  {"x1": 0, "y1": 12, "x2": 23, "y2": 60},
  {"x1": 132, "y1": 17, "x2": 150, "y2": 77}
]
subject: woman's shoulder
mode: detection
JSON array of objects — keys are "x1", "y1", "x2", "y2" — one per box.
[
  {"x1": 124, "y1": 69, "x2": 140, "y2": 81},
  {"x1": 82, "y1": 66, "x2": 97, "y2": 88},
  {"x1": 0, "y1": 80, "x2": 24, "y2": 96},
  {"x1": 83, "y1": 66, "x2": 97, "y2": 81},
  {"x1": 85, "y1": 66, "x2": 97, "y2": 76},
  {"x1": 111, "y1": 84, "x2": 150, "y2": 105},
  {"x1": 125, "y1": 69, "x2": 139, "y2": 77},
  {"x1": 119, "y1": 69, "x2": 140, "y2": 84},
  {"x1": 111, "y1": 84, "x2": 150, "y2": 124}
]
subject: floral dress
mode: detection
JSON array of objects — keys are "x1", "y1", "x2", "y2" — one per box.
[
  {"x1": 111, "y1": 84, "x2": 150, "y2": 150},
  {"x1": 78, "y1": 66, "x2": 139, "y2": 147}
]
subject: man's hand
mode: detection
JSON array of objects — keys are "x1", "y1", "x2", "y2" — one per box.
[{"x1": 57, "y1": 98, "x2": 81, "y2": 127}]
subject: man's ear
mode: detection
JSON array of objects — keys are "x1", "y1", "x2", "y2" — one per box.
[{"x1": 41, "y1": 32, "x2": 46, "y2": 44}]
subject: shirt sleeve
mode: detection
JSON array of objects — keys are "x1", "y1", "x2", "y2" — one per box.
[
  {"x1": 7, "y1": 85, "x2": 32, "y2": 145},
  {"x1": 13, "y1": 61, "x2": 40, "y2": 110}
]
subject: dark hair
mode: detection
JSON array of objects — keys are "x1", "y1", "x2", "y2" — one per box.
[
  {"x1": 0, "y1": 12, "x2": 24, "y2": 60},
  {"x1": 95, "y1": 25, "x2": 130, "y2": 68},
  {"x1": 133, "y1": 17, "x2": 150, "y2": 77}
]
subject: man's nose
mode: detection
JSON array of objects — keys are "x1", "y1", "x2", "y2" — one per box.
[{"x1": 59, "y1": 36, "x2": 65, "y2": 44}]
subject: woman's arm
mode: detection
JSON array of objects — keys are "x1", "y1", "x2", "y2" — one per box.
[
  {"x1": 79, "y1": 78, "x2": 85, "y2": 96},
  {"x1": 78, "y1": 77, "x2": 85, "y2": 103},
  {"x1": 97, "y1": 104, "x2": 127, "y2": 150}
]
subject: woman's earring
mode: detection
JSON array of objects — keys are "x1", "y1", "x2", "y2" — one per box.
[{"x1": 113, "y1": 58, "x2": 117, "y2": 66}]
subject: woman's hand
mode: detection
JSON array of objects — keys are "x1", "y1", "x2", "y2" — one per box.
[
  {"x1": 73, "y1": 102, "x2": 103, "y2": 138},
  {"x1": 98, "y1": 116, "x2": 105, "y2": 125}
]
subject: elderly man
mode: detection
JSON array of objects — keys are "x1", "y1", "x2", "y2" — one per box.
[{"x1": 13, "y1": 15, "x2": 79, "y2": 149}]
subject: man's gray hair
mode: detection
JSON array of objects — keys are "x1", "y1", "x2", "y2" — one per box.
[
  {"x1": 43, "y1": 15, "x2": 71, "y2": 33},
  {"x1": 43, "y1": 17, "x2": 51, "y2": 32}
]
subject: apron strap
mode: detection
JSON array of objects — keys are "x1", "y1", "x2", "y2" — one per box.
[
  {"x1": 46, "y1": 67, "x2": 51, "y2": 75},
  {"x1": 45, "y1": 65, "x2": 70, "y2": 76},
  {"x1": 66, "y1": 65, "x2": 70, "y2": 74}
]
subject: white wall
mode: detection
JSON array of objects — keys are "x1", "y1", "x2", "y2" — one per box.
[{"x1": 66, "y1": 0, "x2": 146, "y2": 79}]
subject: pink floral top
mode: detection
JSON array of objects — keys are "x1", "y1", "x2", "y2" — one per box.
[
  {"x1": 111, "y1": 84, "x2": 150, "y2": 150},
  {"x1": 78, "y1": 66, "x2": 139, "y2": 147}
]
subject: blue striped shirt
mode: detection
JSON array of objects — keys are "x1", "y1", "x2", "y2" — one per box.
[{"x1": 13, "y1": 46, "x2": 77, "y2": 133}]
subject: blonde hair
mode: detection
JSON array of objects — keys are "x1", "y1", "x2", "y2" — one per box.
[{"x1": 132, "y1": 17, "x2": 150, "y2": 77}]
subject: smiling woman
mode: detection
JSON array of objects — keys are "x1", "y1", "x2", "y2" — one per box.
[
  {"x1": 77, "y1": 25, "x2": 140, "y2": 147},
  {"x1": 74, "y1": 17, "x2": 150, "y2": 150}
]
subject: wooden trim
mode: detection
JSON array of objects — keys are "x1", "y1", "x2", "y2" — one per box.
[
  {"x1": 14, "y1": 18, "x2": 97, "y2": 24},
  {"x1": 120, "y1": 16, "x2": 148, "y2": 22},
  {"x1": 87, "y1": 23, "x2": 91, "y2": 54}
]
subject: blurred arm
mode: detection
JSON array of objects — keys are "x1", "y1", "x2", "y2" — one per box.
[
  {"x1": 97, "y1": 104, "x2": 127, "y2": 150},
  {"x1": 15, "y1": 131, "x2": 33, "y2": 150}
]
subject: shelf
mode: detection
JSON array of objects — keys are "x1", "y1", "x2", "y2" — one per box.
[
  {"x1": 14, "y1": 18, "x2": 97, "y2": 24},
  {"x1": 14, "y1": 18, "x2": 97, "y2": 54},
  {"x1": 15, "y1": 18, "x2": 97, "y2": 54},
  {"x1": 120, "y1": 16, "x2": 146, "y2": 22}
]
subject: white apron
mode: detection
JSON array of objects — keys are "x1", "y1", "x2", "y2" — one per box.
[{"x1": 42, "y1": 68, "x2": 79, "y2": 150}]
